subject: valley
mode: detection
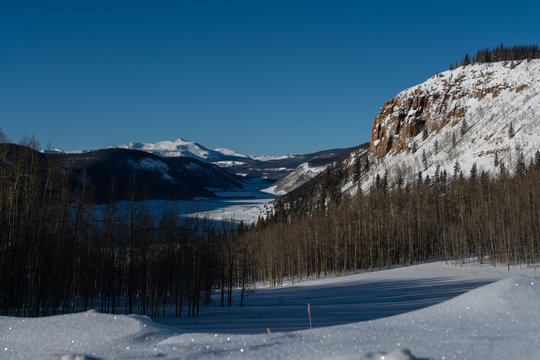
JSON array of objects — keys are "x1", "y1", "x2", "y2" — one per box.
[{"x1": 1, "y1": 42, "x2": 540, "y2": 360}]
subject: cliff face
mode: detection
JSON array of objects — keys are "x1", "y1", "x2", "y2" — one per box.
[
  {"x1": 332, "y1": 59, "x2": 540, "y2": 195},
  {"x1": 369, "y1": 61, "x2": 534, "y2": 157}
]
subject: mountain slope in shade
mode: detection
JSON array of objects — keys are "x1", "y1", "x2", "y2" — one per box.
[
  {"x1": 60, "y1": 148, "x2": 243, "y2": 202},
  {"x1": 343, "y1": 59, "x2": 540, "y2": 193},
  {"x1": 116, "y1": 139, "x2": 355, "y2": 182},
  {"x1": 265, "y1": 145, "x2": 369, "y2": 195}
]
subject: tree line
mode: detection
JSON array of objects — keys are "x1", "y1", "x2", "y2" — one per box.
[
  {"x1": 240, "y1": 151, "x2": 540, "y2": 284},
  {"x1": 449, "y1": 43, "x2": 540, "y2": 69},
  {"x1": 1, "y1": 129, "x2": 539, "y2": 318}
]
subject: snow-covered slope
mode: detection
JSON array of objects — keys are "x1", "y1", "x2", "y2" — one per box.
[
  {"x1": 263, "y1": 162, "x2": 327, "y2": 195},
  {"x1": 346, "y1": 59, "x2": 540, "y2": 192},
  {"x1": 116, "y1": 139, "x2": 355, "y2": 188},
  {"x1": 265, "y1": 146, "x2": 367, "y2": 195},
  {"x1": 116, "y1": 138, "x2": 245, "y2": 162},
  {"x1": 117, "y1": 138, "x2": 301, "y2": 163},
  {"x1": 1, "y1": 261, "x2": 538, "y2": 359},
  {"x1": 60, "y1": 148, "x2": 243, "y2": 202}
]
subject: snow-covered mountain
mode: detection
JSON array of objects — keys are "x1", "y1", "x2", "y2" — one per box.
[
  {"x1": 115, "y1": 138, "x2": 355, "y2": 184},
  {"x1": 116, "y1": 138, "x2": 301, "y2": 163},
  {"x1": 265, "y1": 145, "x2": 369, "y2": 195},
  {"x1": 263, "y1": 162, "x2": 327, "y2": 195},
  {"x1": 343, "y1": 59, "x2": 540, "y2": 193},
  {"x1": 59, "y1": 148, "x2": 243, "y2": 202},
  {"x1": 116, "y1": 138, "x2": 252, "y2": 162}
]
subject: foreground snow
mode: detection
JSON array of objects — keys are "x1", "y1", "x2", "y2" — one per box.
[{"x1": 0, "y1": 261, "x2": 538, "y2": 359}]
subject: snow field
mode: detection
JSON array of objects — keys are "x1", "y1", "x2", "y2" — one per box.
[{"x1": 0, "y1": 261, "x2": 538, "y2": 359}]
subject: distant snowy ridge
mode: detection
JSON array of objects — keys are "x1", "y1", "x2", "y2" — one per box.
[
  {"x1": 213, "y1": 147, "x2": 248, "y2": 158},
  {"x1": 345, "y1": 59, "x2": 540, "y2": 193},
  {"x1": 264, "y1": 162, "x2": 328, "y2": 195},
  {"x1": 115, "y1": 138, "x2": 356, "y2": 190},
  {"x1": 115, "y1": 138, "x2": 296, "y2": 163},
  {"x1": 117, "y1": 138, "x2": 216, "y2": 161}
]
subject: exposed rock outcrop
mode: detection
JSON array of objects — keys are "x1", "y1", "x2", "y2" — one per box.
[{"x1": 370, "y1": 61, "x2": 536, "y2": 157}]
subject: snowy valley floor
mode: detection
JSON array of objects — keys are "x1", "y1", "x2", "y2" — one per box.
[
  {"x1": 1, "y1": 261, "x2": 539, "y2": 359},
  {"x1": 92, "y1": 177, "x2": 277, "y2": 228}
]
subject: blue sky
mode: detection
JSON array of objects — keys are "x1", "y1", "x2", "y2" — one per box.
[{"x1": 1, "y1": 1, "x2": 539, "y2": 155}]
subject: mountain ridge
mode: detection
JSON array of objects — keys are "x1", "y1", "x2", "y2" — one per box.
[{"x1": 346, "y1": 58, "x2": 540, "y2": 193}]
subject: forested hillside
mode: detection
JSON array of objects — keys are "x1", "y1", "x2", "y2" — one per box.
[
  {"x1": 240, "y1": 154, "x2": 540, "y2": 283},
  {"x1": 4, "y1": 136, "x2": 538, "y2": 318},
  {"x1": 1, "y1": 49, "x2": 539, "y2": 319},
  {"x1": 0, "y1": 141, "x2": 248, "y2": 317}
]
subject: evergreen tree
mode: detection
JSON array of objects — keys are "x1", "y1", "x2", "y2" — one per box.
[
  {"x1": 353, "y1": 157, "x2": 362, "y2": 183},
  {"x1": 463, "y1": 53, "x2": 470, "y2": 66},
  {"x1": 515, "y1": 152, "x2": 526, "y2": 176},
  {"x1": 508, "y1": 122, "x2": 515, "y2": 139},
  {"x1": 460, "y1": 119, "x2": 468, "y2": 136},
  {"x1": 470, "y1": 163, "x2": 478, "y2": 180},
  {"x1": 451, "y1": 44, "x2": 540, "y2": 69},
  {"x1": 453, "y1": 160, "x2": 461, "y2": 178},
  {"x1": 422, "y1": 149, "x2": 428, "y2": 170}
]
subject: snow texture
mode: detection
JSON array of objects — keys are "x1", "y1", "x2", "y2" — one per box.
[
  {"x1": 264, "y1": 162, "x2": 328, "y2": 195},
  {"x1": 348, "y1": 60, "x2": 540, "y2": 194},
  {"x1": 118, "y1": 138, "x2": 213, "y2": 161},
  {"x1": 1, "y1": 261, "x2": 538, "y2": 359},
  {"x1": 116, "y1": 138, "x2": 295, "y2": 164}
]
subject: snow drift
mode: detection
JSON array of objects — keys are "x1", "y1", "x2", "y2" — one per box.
[{"x1": 1, "y1": 267, "x2": 539, "y2": 359}]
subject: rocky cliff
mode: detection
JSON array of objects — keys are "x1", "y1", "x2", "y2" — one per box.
[
  {"x1": 339, "y1": 59, "x2": 540, "y2": 194},
  {"x1": 369, "y1": 60, "x2": 537, "y2": 158}
]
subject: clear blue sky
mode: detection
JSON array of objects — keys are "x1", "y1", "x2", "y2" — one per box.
[{"x1": 1, "y1": 1, "x2": 539, "y2": 155}]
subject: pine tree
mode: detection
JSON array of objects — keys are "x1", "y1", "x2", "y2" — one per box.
[
  {"x1": 463, "y1": 53, "x2": 470, "y2": 66},
  {"x1": 353, "y1": 157, "x2": 362, "y2": 182},
  {"x1": 422, "y1": 149, "x2": 428, "y2": 170},
  {"x1": 453, "y1": 160, "x2": 461, "y2": 178},
  {"x1": 422, "y1": 127, "x2": 428, "y2": 141},
  {"x1": 494, "y1": 152, "x2": 499, "y2": 167},
  {"x1": 470, "y1": 163, "x2": 478, "y2": 180},
  {"x1": 515, "y1": 152, "x2": 526, "y2": 175},
  {"x1": 508, "y1": 122, "x2": 515, "y2": 139},
  {"x1": 460, "y1": 119, "x2": 468, "y2": 136}
]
